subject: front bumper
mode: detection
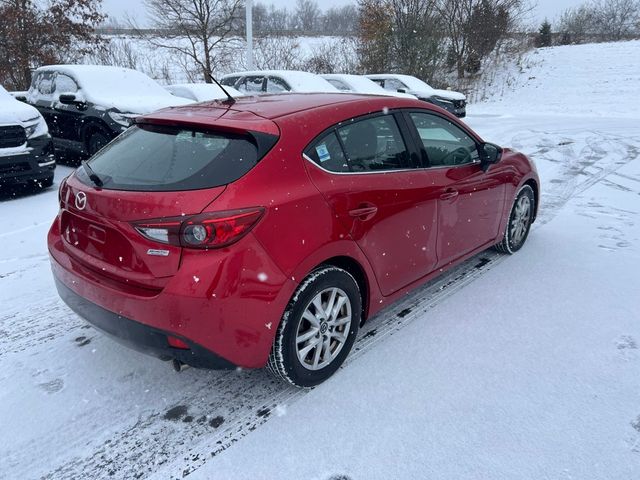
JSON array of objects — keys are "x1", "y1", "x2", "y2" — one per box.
[
  {"x1": 0, "y1": 134, "x2": 55, "y2": 186},
  {"x1": 55, "y1": 276, "x2": 236, "y2": 369},
  {"x1": 423, "y1": 97, "x2": 466, "y2": 118}
]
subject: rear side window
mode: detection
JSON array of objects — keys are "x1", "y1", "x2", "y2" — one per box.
[
  {"x1": 337, "y1": 116, "x2": 410, "y2": 171},
  {"x1": 81, "y1": 124, "x2": 275, "y2": 191},
  {"x1": 304, "y1": 132, "x2": 349, "y2": 172}
]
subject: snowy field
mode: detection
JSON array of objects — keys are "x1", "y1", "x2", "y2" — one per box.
[{"x1": 1, "y1": 41, "x2": 640, "y2": 479}]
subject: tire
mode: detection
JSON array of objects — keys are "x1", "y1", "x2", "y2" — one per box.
[
  {"x1": 267, "y1": 266, "x2": 361, "y2": 388},
  {"x1": 496, "y1": 184, "x2": 535, "y2": 254},
  {"x1": 39, "y1": 174, "x2": 54, "y2": 188},
  {"x1": 87, "y1": 130, "x2": 110, "y2": 157}
]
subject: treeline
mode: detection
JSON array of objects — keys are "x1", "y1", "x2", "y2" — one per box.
[
  {"x1": 537, "y1": 0, "x2": 640, "y2": 46},
  {"x1": 357, "y1": 0, "x2": 525, "y2": 81},
  {"x1": 250, "y1": 1, "x2": 357, "y2": 35}
]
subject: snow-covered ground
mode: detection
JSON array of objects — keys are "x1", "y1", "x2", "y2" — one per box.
[{"x1": 1, "y1": 41, "x2": 639, "y2": 479}]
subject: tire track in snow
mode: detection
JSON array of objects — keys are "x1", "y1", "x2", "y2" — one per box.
[{"x1": 24, "y1": 129, "x2": 640, "y2": 479}]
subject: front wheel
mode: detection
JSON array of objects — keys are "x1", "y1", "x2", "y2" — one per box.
[
  {"x1": 267, "y1": 266, "x2": 361, "y2": 388},
  {"x1": 496, "y1": 184, "x2": 535, "y2": 254}
]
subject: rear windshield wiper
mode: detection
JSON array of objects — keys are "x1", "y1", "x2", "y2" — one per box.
[{"x1": 82, "y1": 160, "x2": 104, "y2": 188}]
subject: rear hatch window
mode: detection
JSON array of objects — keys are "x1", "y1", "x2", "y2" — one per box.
[{"x1": 80, "y1": 124, "x2": 276, "y2": 191}]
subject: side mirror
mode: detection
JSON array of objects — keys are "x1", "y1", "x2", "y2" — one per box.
[
  {"x1": 479, "y1": 142, "x2": 502, "y2": 172},
  {"x1": 58, "y1": 93, "x2": 77, "y2": 104},
  {"x1": 397, "y1": 88, "x2": 407, "y2": 93},
  {"x1": 58, "y1": 92, "x2": 87, "y2": 111},
  {"x1": 15, "y1": 95, "x2": 27, "y2": 102}
]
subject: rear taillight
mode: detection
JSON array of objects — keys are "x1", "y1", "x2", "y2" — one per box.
[
  {"x1": 58, "y1": 176, "x2": 68, "y2": 206},
  {"x1": 133, "y1": 207, "x2": 264, "y2": 249}
]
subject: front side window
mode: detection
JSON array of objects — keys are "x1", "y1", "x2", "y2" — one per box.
[
  {"x1": 409, "y1": 112, "x2": 479, "y2": 167},
  {"x1": 383, "y1": 78, "x2": 407, "y2": 92},
  {"x1": 326, "y1": 79, "x2": 350, "y2": 91},
  {"x1": 238, "y1": 76, "x2": 265, "y2": 93},
  {"x1": 81, "y1": 124, "x2": 270, "y2": 191},
  {"x1": 266, "y1": 76, "x2": 290, "y2": 93},
  {"x1": 54, "y1": 74, "x2": 78, "y2": 94},
  {"x1": 220, "y1": 76, "x2": 240, "y2": 87},
  {"x1": 337, "y1": 115, "x2": 410, "y2": 172}
]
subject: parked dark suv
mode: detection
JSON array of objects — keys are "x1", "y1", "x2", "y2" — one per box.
[
  {"x1": 0, "y1": 85, "x2": 55, "y2": 188},
  {"x1": 26, "y1": 65, "x2": 192, "y2": 160}
]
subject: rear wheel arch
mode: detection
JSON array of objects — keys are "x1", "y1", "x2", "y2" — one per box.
[
  {"x1": 317, "y1": 256, "x2": 370, "y2": 325},
  {"x1": 81, "y1": 120, "x2": 113, "y2": 151}
]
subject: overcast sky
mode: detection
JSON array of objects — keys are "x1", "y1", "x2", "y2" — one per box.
[{"x1": 102, "y1": 0, "x2": 583, "y2": 27}]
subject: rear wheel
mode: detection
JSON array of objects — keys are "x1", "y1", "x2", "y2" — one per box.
[
  {"x1": 268, "y1": 266, "x2": 361, "y2": 388},
  {"x1": 496, "y1": 184, "x2": 535, "y2": 254}
]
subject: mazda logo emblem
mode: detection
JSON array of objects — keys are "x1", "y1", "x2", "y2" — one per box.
[{"x1": 75, "y1": 191, "x2": 87, "y2": 210}]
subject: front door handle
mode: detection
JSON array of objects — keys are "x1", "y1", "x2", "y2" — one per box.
[
  {"x1": 439, "y1": 189, "x2": 459, "y2": 201},
  {"x1": 349, "y1": 205, "x2": 378, "y2": 220}
]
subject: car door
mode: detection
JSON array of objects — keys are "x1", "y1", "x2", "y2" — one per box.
[
  {"x1": 51, "y1": 73, "x2": 84, "y2": 148},
  {"x1": 405, "y1": 111, "x2": 506, "y2": 266},
  {"x1": 303, "y1": 112, "x2": 440, "y2": 296}
]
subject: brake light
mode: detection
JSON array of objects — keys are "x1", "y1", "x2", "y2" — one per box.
[
  {"x1": 58, "y1": 176, "x2": 68, "y2": 206},
  {"x1": 133, "y1": 207, "x2": 265, "y2": 249}
]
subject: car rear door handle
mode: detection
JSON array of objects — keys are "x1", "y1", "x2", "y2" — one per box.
[
  {"x1": 348, "y1": 205, "x2": 378, "y2": 220},
  {"x1": 439, "y1": 189, "x2": 459, "y2": 201}
]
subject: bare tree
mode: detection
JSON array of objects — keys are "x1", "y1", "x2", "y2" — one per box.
[
  {"x1": 557, "y1": 4, "x2": 598, "y2": 43},
  {"x1": 294, "y1": 0, "x2": 321, "y2": 31},
  {"x1": 358, "y1": 0, "x2": 445, "y2": 82},
  {"x1": 557, "y1": 0, "x2": 639, "y2": 44},
  {"x1": 437, "y1": 0, "x2": 524, "y2": 78},
  {"x1": 245, "y1": 35, "x2": 302, "y2": 70},
  {"x1": 300, "y1": 38, "x2": 360, "y2": 73},
  {"x1": 137, "y1": 0, "x2": 242, "y2": 83},
  {"x1": 322, "y1": 5, "x2": 358, "y2": 34},
  {"x1": 89, "y1": 37, "x2": 140, "y2": 70},
  {"x1": 594, "y1": 0, "x2": 640, "y2": 39}
]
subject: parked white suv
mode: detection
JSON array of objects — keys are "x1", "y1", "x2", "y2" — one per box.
[
  {"x1": 321, "y1": 74, "x2": 417, "y2": 99},
  {"x1": 0, "y1": 85, "x2": 55, "y2": 188},
  {"x1": 366, "y1": 74, "x2": 466, "y2": 117}
]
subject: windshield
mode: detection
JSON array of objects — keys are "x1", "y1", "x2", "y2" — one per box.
[{"x1": 81, "y1": 124, "x2": 267, "y2": 191}]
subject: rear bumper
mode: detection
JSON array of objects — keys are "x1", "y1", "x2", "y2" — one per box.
[
  {"x1": 0, "y1": 134, "x2": 55, "y2": 186},
  {"x1": 49, "y1": 218, "x2": 295, "y2": 369},
  {"x1": 54, "y1": 276, "x2": 236, "y2": 369}
]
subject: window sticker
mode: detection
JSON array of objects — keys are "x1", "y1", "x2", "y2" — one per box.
[{"x1": 315, "y1": 143, "x2": 331, "y2": 162}]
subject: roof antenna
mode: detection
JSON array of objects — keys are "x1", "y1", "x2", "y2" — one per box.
[{"x1": 210, "y1": 76, "x2": 236, "y2": 105}]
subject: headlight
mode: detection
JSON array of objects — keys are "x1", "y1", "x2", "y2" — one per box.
[
  {"x1": 23, "y1": 115, "x2": 47, "y2": 138},
  {"x1": 108, "y1": 111, "x2": 138, "y2": 127}
]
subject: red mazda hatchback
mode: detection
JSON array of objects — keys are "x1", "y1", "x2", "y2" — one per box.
[{"x1": 48, "y1": 93, "x2": 539, "y2": 387}]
